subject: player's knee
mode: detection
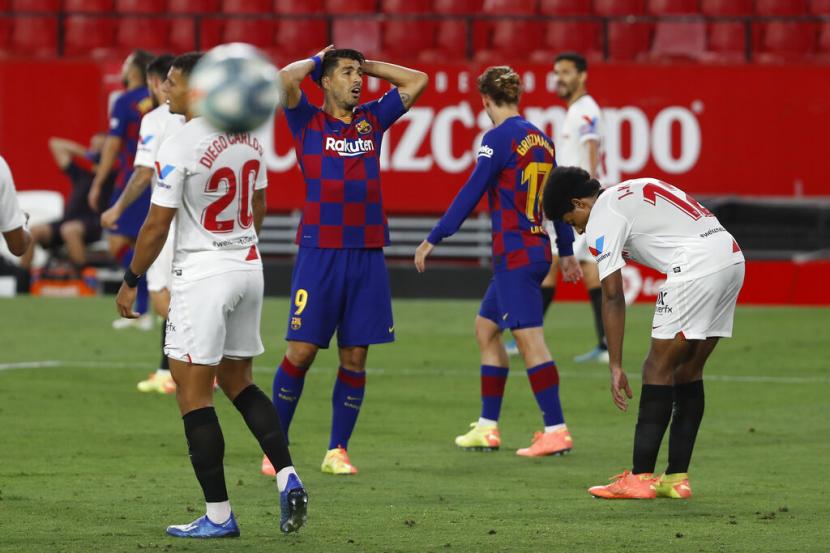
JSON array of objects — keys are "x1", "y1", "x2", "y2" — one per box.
[
  {"x1": 286, "y1": 341, "x2": 318, "y2": 367},
  {"x1": 59, "y1": 221, "x2": 82, "y2": 240}
]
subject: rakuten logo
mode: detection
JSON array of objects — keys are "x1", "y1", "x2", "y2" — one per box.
[{"x1": 324, "y1": 136, "x2": 375, "y2": 157}]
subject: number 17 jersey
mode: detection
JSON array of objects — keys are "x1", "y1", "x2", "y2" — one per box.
[{"x1": 152, "y1": 117, "x2": 268, "y2": 280}]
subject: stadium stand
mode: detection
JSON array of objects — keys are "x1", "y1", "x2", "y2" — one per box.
[
  {"x1": 221, "y1": 0, "x2": 272, "y2": 14},
  {"x1": 701, "y1": 0, "x2": 755, "y2": 16},
  {"x1": 114, "y1": 0, "x2": 166, "y2": 14},
  {"x1": 11, "y1": 0, "x2": 61, "y2": 12},
  {"x1": 63, "y1": 0, "x2": 113, "y2": 13},
  {"x1": 539, "y1": 0, "x2": 594, "y2": 16},
  {"x1": 9, "y1": 15, "x2": 58, "y2": 57},
  {"x1": 168, "y1": 0, "x2": 220, "y2": 14},
  {"x1": 274, "y1": 0, "x2": 324, "y2": 14}
]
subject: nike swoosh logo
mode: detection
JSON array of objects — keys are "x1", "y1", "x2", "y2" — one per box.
[
  {"x1": 652, "y1": 325, "x2": 662, "y2": 329},
  {"x1": 388, "y1": 326, "x2": 394, "y2": 333}
]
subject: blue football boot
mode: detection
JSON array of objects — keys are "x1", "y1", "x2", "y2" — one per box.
[
  {"x1": 166, "y1": 513, "x2": 240, "y2": 538},
  {"x1": 279, "y1": 473, "x2": 308, "y2": 533}
]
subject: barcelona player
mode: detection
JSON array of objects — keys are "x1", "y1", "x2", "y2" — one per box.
[
  {"x1": 415, "y1": 67, "x2": 581, "y2": 457},
  {"x1": 89, "y1": 49, "x2": 155, "y2": 330},
  {"x1": 264, "y1": 46, "x2": 428, "y2": 475}
]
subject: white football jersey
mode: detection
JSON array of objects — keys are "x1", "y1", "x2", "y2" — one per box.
[
  {"x1": 585, "y1": 178, "x2": 744, "y2": 283},
  {"x1": 152, "y1": 117, "x2": 268, "y2": 280},
  {"x1": 134, "y1": 104, "x2": 185, "y2": 174},
  {"x1": 557, "y1": 94, "x2": 604, "y2": 181},
  {"x1": 0, "y1": 156, "x2": 25, "y2": 233}
]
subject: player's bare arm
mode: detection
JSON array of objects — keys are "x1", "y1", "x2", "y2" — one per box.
[
  {"x1": 559, "y1": 255, "x2": 583, "y2": 283},
  {"x1": 48, "y1": 137, "x2": 86, "y2": 170},
  {"x1": 601, "y1": 269, "x2": 632, "y2": 410},
  {"x1": 279, "y1": 45, "x2": 334, "y2": 109},
  {"x1": 101, "y1": 166, "x2": 154, "y2": 230},
  {"x1": 360, "y1": 60, "x2": 429, "y2": 109},
  {"x1": 252, "y1": 188, "x2": 266, "y2": 236},
  {"x1": 88, "y1": 135, "x2": 121, "y2": 211},
  {"x1": 115, "y1": 204, "x2": 175, "y2": 318},
  {"x1": 3, "y1": 223, "x2": 32, "y2": 257},
  {"x1": 585, "y1": 139, "x2": 600, "y2": 178}
]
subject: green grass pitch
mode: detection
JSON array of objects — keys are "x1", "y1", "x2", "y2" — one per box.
[{"x1": 0, "y1": 296, "x2": 828, "y2": 552}]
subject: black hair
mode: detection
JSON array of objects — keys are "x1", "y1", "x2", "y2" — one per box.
[
  {"x1": 542, "y1": 166, "x2": 601, "y2": 221},
  {"x1": 130, "y1": 49, "x2": 155, "y2": 82},
  {"x1": 554, "y1": 51, "x2": 588, "y2": 73},
  {"x1": 318, "y1": 48, "x2": 365, "y2": 86},
  {"x1": 477, "y1": 66, "x2": 521, "y2": 106},
  {"x1": 171, "y1": 52, "x2": 204, "y2": 77},
  {"x1": 147, "y1": 54, "x2": 174, "y2": 79}
]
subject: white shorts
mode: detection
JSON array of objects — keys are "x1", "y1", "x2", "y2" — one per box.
[
  {"x1": 546, "y1": 221, "x2": 596, "y2": 263},
  {"x1": 165, "y1": 269, "x2": 265, "y2": 365},
  {"x1": 651, "y1": 262, "x2": 745, "y2": 340},
  {"x1": 146, "y1": 228, "x2": 174, "y2": 292}
]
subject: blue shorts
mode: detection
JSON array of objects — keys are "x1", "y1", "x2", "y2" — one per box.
[
  {"x1": 479, "y1": 262, "x2": 550, "y2": 330},
  {"x1": 109, "y1": 183, "x2": 152, "y2": 239},
  {"x1": 285, "y1": 247, "x2": 395, "y2": 348}
]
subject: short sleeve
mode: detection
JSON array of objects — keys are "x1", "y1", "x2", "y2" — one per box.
[
  {"x1": 255, "y1": 159, "x2": 268, "y2": 190},
  {"x1": 134, "y1": 112, "x2": 161, "y2": 168},
  {"x1": 0, "y1": 158, "x2": 25, "y2": 233},
  {"x1": 151, "y1": 141, "x2": 186, "y2": 209},
  {"x1": 283, "y1": 91, "x2": 319, "y2": 137},
  {"x1": 585, "y1": 206, "x2": 629, "y2": 281},
  {"x1": 108, "y1": 94, "x2": 129, "y2": 139},
  {"x1": 363, "y1": 88, "x2": 407, "y2": 132},
  {"x1": 577, "y1": 105, "x2": 601, "y2": 144}
]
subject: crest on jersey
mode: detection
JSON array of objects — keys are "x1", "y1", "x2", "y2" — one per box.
[
  {"x1": 589, "y1": 235, "x2": 604, "y2": 257},
  {"x1": 291, "y1": 317, "x2": 302, "y2": 330},
  {"x1": 356, "y1": 119, "x2": 373, "y2": 135}
]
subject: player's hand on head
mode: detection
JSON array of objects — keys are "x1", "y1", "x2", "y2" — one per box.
[
  {"x1": 610, "y1": 366, "x2": 633, "y2": 411},
  {"x1": 115, "y1": 282, "x2": 140, "y2": 319},
  {"x1": 414, "y1": 240, "x2": 434, "y2": 273},
  {"x1": 559, "y1": 255, "x2": 583, "y2": 283},
  {"x1": 315, "y1": 45, "x2": 335, "y2": 58}
]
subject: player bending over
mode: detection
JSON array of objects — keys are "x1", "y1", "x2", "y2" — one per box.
[
  {"x1": 263, "y1": 46, "x2": 428, "y2": 476},
  {"x1": 415, "y1": 67, "x2": 581, "y2": 457},
  {"x1": 543, "y1": 167, "x2": 745, "y2": 499},
  {"x1": 116, "y1": 53, "x2": 307, "y2": 537}
]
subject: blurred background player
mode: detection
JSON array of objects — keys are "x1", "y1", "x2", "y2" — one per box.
[
  {"x1": 507, "y1": 52, "x2": 609, "y2": 363},
  {"x1": 544, "y1": 167, "x2": 744, "y2": 500},
  {"x1": 19, "y1": 134, "x2": 114, "y2": 273},
  {"x1": 0, "y1": 155, "x2": 32, "y2": 257},
  {"x1": 415, "y1": 67, "x2": 580, "y2": 458},
  {"x1": 265, "y1": 46, "x2": 428, "y2": 476},
  {"x1": 102, "y1": 54, "x2": 183, "y2": 394},
  {"x1": 89, "y1": 49, "x2": 155, "y2": 331},
  {"x1": 115, "y1": 52, "x2": 307, "y2": 537}
]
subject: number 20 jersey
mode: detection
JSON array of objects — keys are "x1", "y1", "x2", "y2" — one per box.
[
  {"x1": 585, "y1": 178, "x2": 744, "y2": 283},
  {"x1": 152, "y1": 117, "x2": 268, "y2": 280}
]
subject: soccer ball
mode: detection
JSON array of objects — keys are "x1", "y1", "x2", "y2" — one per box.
[{"x1": 190, "y1": 43, "x2": 281, "y2": 133}]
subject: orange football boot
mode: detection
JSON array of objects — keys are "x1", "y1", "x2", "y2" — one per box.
[
  {"x1": 516, "y1": 427, "x2": 573, "y2": 457},
  {"x1": 588, "y1": 471, "x2": 658, "y2": 499}
]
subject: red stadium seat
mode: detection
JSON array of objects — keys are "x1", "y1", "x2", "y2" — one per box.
[
  {"x1": 273, "y1": 18, "x2": 328, "y2": 60},
  {"x1": 332, "y1": 18, "x2": 381, "y2": 56},
  {"x1": 115, "y1": 17, "x2": 171, "y2": 52},
  {"x1": 382, "y1": 19, "x2": 436, "y2": 60},
  {"x1": 812, "y1": 21, "x2": 830, "y2": 61},
  {"x1": 433, "y1": 0, "x2": 483, "y2": 14},
  {"x1": 0, "y1": 18, "x2": 11, "y2": 54},
  {"x1": 539, "y1": 0, "x2": 592, "y2": 15},
  {"x1": 607, "y1": 21, "x2": 654, "y2": 61},
  {"x1": 115, "y1": 0, "x2": 167, "y2": 13},
  {"x1": 418, "y1": 19, "x2": 467, "y2": 62},
  {"x1": 594, "y1": 0, "x2": 646, "y2": 16},
  {"x1": 11, "y1": 0, "x2": 61, "y2": 12},
  {"x1": 274, "y1": 0, "x2": 324, "y2": 13},
  {"x1": 755, "y1": 21, "x2": 816, "y2": 62},
  {"x1": 9, "y1": 15, "x2": 58, "y2": 56},
  {"x1": 168, "y1": 0, "x2": 220, "y2": 13},
  {"x1": 482, "y1": 0, "x2": 537, "y2": 14},
  {"x1": 647, "y1": 0, "x2": 699, "y2": 15},
  {"x1": 474, "y1": 19, "x2": 542, "y2": 63},
  {"x1": 702, "y1": 21, "x2": 747, "y2": 62},
  {"x1": 809, "y1": 0, "x2": 830, "y2": 14},
  {"x1": 700, "y1": 0, "x2": 753, "y2": 16},
  {"x1": 64, "y1": 0, "x2": 114, "y2": 12},
  {"x1": 530, "y1": 20, "x2": 601, "y2": 63},
  {"x1": 755, "y1": 0, "x2": 808, "y2": 16},
  {"x1": 381, "y1": 0, "x2": 432, "y2": 13},
  {"x1": 325, "y1": 0, "x2": 377, "y2": 13},
  {"x1": 63, "y1": 15, "x2": 116, "y2": 56},
  {"x1": 221, "y1": 18, "x2": 275, "y2": 48},
  {"x1": 649, "y1": 20, "x2": 705, "y2": 60},
  {"x1": 198, "y1": 18, "x2": 225, "y2": 49},
  {"x1": 169, "y1": 16, "x2": 197, "y2": 52},
  {"x1": 221, "y1": 0, "x2": 271, "y2": 13}
]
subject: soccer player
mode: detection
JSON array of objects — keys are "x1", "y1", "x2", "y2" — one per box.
[
  {"x1": 543, "y1": 167, "x2": 745, "y2": 499},
  {"x1": 102, "y1": 54, "x2": 184, "y2": 394},
  {"x1": 115, "y1": 53, "x2": 307, "y2": 537},
  {"x1": 265, "y1": 46, "x2": 428, "y2": 476},
  {"x1": 0, "y1": 155, "x2": 32, "y2": 257},
  {"x1": 415, "y1": 67, "x2": 581, "y2": 457},
  {"x1": 90, "y1": 49, "x2": 155, "y2": 331}
]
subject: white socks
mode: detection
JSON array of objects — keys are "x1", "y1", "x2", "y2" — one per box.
[
  {"x1": 205, "y1": 501, "x2": 231, "y2": 524},
  {"x1": 544, "y1": 423, "x2": 566, "y2": 433},
  {"x1": 477, "y1": 417, "x2": 498, "y2": 427},
  {"x1": 276, "y1": 466, "x2": 298, "y2": 492}
]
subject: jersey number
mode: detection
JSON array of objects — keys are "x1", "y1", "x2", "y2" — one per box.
[
  {"x1": 520, "y1": 162, "x2": 553, "y2": 225},
  {"x1": 201, "y1": 160, "x2": 260, "y2": 233},
  {"x1": 641, "y1": 181, "x2": 713, "y2": 220}
]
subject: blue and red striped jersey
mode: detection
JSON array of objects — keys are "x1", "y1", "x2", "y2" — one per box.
[
  {"x1": 283, "y1": 89, "x2": 407, "y2": 249},
  {"x1": 108, "y1": 86, "x2": 151, "y2": 189},
  {"x1": 427, "y1": 115, "x2": 574, "y2": 273}
]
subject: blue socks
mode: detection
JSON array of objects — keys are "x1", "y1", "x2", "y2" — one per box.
[
  {"x1": 329, "y1": 367, "x2": 365, "y2": 450},
  {"x1": 271, "y1": 356, "x2": 309, "y2": 442},
  {"x1": 526, "y1": 361, "x2": 565, "y2": 427},
  {"x1": 480, "y1": 365, "x2": 509, "y2": 422}
]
